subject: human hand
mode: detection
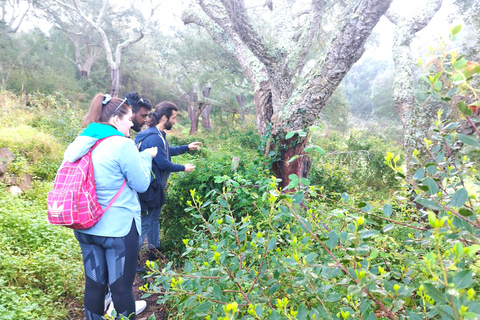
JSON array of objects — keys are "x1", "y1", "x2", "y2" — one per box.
[
  {"x1": 144, "y1": 147, "x2": 158, "y2": 158},
  {"x1": 188, "y1": 142, "x2": 202, "y2": 151},
  {"x1": 184, "y1": 163, "x2": 196, "y2": 172}
]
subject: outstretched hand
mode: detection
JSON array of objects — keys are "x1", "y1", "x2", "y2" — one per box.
[
  {"x1": 184, "y1": 163, "x2": 196, "y2": 172},
  {"x1": 188, "y1": 142, "x2": 202, "y2": 151}
]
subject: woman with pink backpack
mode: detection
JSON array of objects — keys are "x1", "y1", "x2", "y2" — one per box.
[{"x1": 60, "y1": 93, "x2": 157, "y2": 319}]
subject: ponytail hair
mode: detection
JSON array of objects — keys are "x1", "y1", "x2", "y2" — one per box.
[
  {"x1": 83, "y1": 93, "x2": 132, "y2": 126},
  {"x1": 146, "y1": 101, "x2": 178, "y2": 127}
]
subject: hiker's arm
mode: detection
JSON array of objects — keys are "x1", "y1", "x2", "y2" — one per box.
[
  {"x1": 169, "y1": 144, "x2": 189, "y2": 157},
  {"x1": 152, "y1": 136, "x2": 185, "y2": 172}
]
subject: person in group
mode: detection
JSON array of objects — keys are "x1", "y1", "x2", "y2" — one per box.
[
  {"x1": 124, "y1": 92, "x2": 153, "y2": 133},
  {"x1": 64, "y1": 93, "x2": 157, "y2": 320},
  {"x1": 102, "y1": 92, "x2": 154, "y2": 315},
  {"x1": 134, "y1": 101, "x2": 201, "y2": 265}
]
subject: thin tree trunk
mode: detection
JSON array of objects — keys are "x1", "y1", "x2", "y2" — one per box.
[
  {"x1": 110, "y1": 68, "x2": 120, "y2": 97},
  {"x1": 188, "y1": 89, "x2": 199, "y2": 135},
  {"x1": 236, "y1": 94, "x2": 246, "y2": 122},
  {"x1": 201, "y1": 86, "x2": 213, "y2": 129}
]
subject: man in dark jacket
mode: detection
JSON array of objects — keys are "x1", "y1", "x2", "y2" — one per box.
[{"x1": 134, "y1": 101, "x2": 201, "y2": 263}]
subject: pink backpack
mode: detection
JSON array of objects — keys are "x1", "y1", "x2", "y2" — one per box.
[{"x1": 47, "y1": 137, "x2": 126, "y2": 229}]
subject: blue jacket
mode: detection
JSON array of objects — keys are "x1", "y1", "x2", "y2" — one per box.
[
  {"x1": 63, "y1": 123, "x2": 152, "y2": 237},
  {"x1": 134, "y1": 126, "x2": 189, "y2": 210}
]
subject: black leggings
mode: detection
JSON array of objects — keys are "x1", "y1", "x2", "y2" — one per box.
[{"x1": 75, "y1": 222, "x2": 138, "y2": 320}]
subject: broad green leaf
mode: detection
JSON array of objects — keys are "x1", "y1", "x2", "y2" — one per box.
[
  {"x1": 426, "y1": 164, "x2": 437, "y2": 175},
  {"x1": 458, "y1": 100, "x2": 473, "y2": 116},
  {"x1": 453, "y1": 269, "x2": 473, "y2": 289},
  {"x1": 450, "y1": 188, "x2": 468, "y2": 207},
  {"x1": 383, "y1": 203, "x2": 392, "y2": 217},
  {"x1": 285, "y1": 131, "x2": 295, "y2": 139},
  {"x1": 383, "y1": 224, "x2": 395, "y2": 232},
  {"x1": 314, "y1": 146, "x2": 326, "y2": 155},
  {"x1": 457, "y1": 133, "x2": 480, "y2": 147},
  {"x1": 292, "y1": 192, "x2": 304, "y2": 204},
  {"x1": 415, "y1": 198, "x2": 443, "y2": 211},
  {"x1": 213, "y1": 286, "x2": 224, "y2": 301},
  {"x1": 423, "y1": 177, "x2": 438, "y2": 195},
  {"x1": 283, "y1": 258, "x2": 297, "y2": 266},
  {"x1": 297, "y1": 305, "x2": 308, "y2": 320},
  {"x1": 360, "y1": 230, "x2": 379, "y2": 239},
  {"x1": 324, "y1": 293, "x2": 341, "y2": 302},
  {"x1": 423, "y1": 283, "x2": 448, "y2": 303},
  {"x1": 321, "y1": 267, "x2": 341, "y2": 279},
  {"x1": 288, "y1": 174, "x2": 299, "y2": 181},
  {"x1": 454, "y1": 58, "x2": 468, "y2": 69},
  {"x1": 413, "y1": 168, "x2": 425, "y2": 180},
  {"x1": 184, "y1": 260, "x2": 193, "y2": 273},
  {"x1": 300, "y1": 178, "x2": 311, "y2": 186},
  {"x1": 219, "y1": 199, "x2": 228, "y2": 208},
  {"x1": 451, "y1": 24, "x2": 462, "y2": 36},
  {"x1": 287, "y1": 155, "x2": 300, "y2": 163},
  {"x1": 459, "y1": 208, "x2": 473, "y2": 216},
  {"x1": 361, "y1": 202, "x2": 372, "y2": 213},
  {"x1": 326, "y1": 231, "x2": 339, "y2": 249},
  {"x1": 255, "y1": 305, "x2": 263, "y2": 317},
  {"x1": 268, "y1": 284, "x2": 280, "y2": 295},
  {"x1": 267, "y1": 237, "x2": 277, "y2": 251},
  {"x1": 148, "y1": 314, "x2": 156, "y2": 320}
]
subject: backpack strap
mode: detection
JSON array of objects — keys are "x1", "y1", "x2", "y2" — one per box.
[
  {"x1": 103, "y1": 179, "x2": 127, "y2": 212},
  {"x1": 89, "y1": 136, "x2": 127, "y2": 211}
]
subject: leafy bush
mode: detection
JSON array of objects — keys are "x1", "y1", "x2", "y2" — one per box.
[
  {"x1": 159, "y1": 142, "x2": 268, "y2": 262},
  {"x1": 0, "y1": 183, "x2": 84, "y2": 319},
  {"x1": 309, "y1": 130, "x2": 403, "y2": 198}
]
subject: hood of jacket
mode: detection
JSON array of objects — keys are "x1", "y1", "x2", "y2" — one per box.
[
  {"x1": 134, "y1": 126, "x2": 162, "y2": 145},
  {"x1": 63, "y1": 123, "x2": 123, "y2": 163}
]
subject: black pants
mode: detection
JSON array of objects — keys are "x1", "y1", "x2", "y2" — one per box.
[{"x1": 75, "y1": 222, "x2": 138, "y2": 319}]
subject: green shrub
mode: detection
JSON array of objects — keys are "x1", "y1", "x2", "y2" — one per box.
[
  {"x1": 309, "y1": 130, "x2": 403, "y2": 198},
  {"x1": 159, "y1": 140, "x2": 267, "y2": 262},
  {"x1": 0, "y1": 183, "x2": 84, "y2": 319}
]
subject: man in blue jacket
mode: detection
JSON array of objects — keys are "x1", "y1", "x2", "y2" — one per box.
[{"x1": 134, "y1": 101, "x2": 201, "y2": 266}]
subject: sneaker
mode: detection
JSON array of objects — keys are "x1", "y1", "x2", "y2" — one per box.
[
  {"x1": 135, "y1": 300, "x2": 147, "y2": 315},
  {"x1": 106, "y1": 300, "x2": 147, "y2": 316},
  {"x1": 104, "y1": 291, "x2": 112, "y2": 312}
]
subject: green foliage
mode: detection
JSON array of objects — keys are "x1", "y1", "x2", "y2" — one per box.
[
  {"x1": 159, "y1": 132, "x2": 268, "y2": 261},
  {"x1": 308, "y1": 130, "x2": 403, "y2": 197},
  {"x1": 0, "y1": 91, "x2": 83, "y2": 180},
  {"x1": 143, "y1": 111, "x2": 480, "y2": 319},
  {"x1": 0, "y1": 183, "x2": 84, "y2": 319}
]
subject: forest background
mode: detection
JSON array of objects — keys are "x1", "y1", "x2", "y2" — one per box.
[{"x1": 1, "y1": 0, "x2": 480, "y2": 319}]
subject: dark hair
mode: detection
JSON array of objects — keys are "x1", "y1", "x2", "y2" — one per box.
[
  {"x1": 124, "y1": 92, "x2": 153, "y2": 113},
  {"x1": 83, "y1": 93, "x2": 131, "y2": 126},
  {"x1": 146, "y1": 101, "x2": 178, "y2": 127}
]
